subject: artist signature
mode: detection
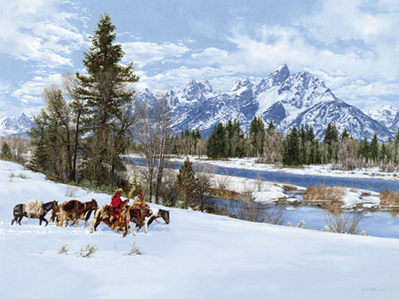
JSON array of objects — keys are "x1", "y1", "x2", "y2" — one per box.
[{"x1": 362, "y1": 287, "x2": 385, "y2": 292}]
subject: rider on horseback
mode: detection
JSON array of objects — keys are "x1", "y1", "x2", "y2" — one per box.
[
  {"x1": 110, "y1": 188, "x2": 126, "y2": 221},
  {"x1": 132, "y1": 190, "x2": 149, "y2": 226}
]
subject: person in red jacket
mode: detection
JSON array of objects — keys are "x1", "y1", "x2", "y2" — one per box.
[{"x1": 110, "y1": 188, "x2": 126, "y2": 220}]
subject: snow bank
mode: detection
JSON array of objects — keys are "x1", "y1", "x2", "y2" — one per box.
[{"x1": 1, "y1": 160, "x2": 399, "y2": 299}]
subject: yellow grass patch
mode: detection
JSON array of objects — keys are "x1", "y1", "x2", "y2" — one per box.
[
  {"x1": 303, "y1": 184, "x2": 346, "y2": 213},
  {"x1": 380, "y1": 190, "x2": 399, "y2": 206}
]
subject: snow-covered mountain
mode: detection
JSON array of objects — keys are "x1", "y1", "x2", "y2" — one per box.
[
  {"x1": 166, "y1": 65, "x2": 394, "y2": 141},
  {"x1": 5, "y1": 65, "x2": 397, "y2": 142},
  {"x1": 0, "y1": 112, "x2": 34, "y2": 138},
  {"x1": 363, "y1": 105, "x2": 398, "y2": 131}
]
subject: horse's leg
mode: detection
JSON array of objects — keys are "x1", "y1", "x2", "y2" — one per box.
[
  {"x1": 89, "y1": 219, "x2": 96, "y2": 233},
  {"x1": 18, "y1": 215, "x2": 23, "y2": 225},
  {"x1": 40, "y1": 215, "x2": 48, "y2": 227},
  {"x1": 94, "y1": 221, "x2": 101, "y2": 232},
  {"x1": 11, "y1": 215, "x2": 17, "y2": 225},
  {"x1": 129, "y1": 227, "x2": 136, "y2": 237},
  {"x1": 84, "y1": 209, "x2": 94, "y2": 227}
]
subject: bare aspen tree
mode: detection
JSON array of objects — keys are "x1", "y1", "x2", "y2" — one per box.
[
  {"x1": 153, "y1": 90, "x2": 172, "y2": 204},
  {"x1": 131, "y1": 90, "x2": 173, "y2": 204},
  {"x1": 131, "y1": 97, "x2": 156, "y2": 202}
]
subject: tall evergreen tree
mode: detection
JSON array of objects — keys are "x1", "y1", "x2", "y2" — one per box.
[
  {"x1": 75, "y1": 13, "x2": 139, "y2": 183},
  {"x1": 1, "y1": 141, "x2": 13, "y2": 160},
  {"x1": 323, "y1": 123, "x2": 339, "y2": 161},
  {"x1": 357, "y1": 136, "x2": 369, "y2": 162},
  {"x1": 177, "y1": 157, "x2": 198, "y2": 209},
  {"x1": 341, "y1": 127, "x2": 349, "y2": 140},
  {"x1": 369, "y1": 132, "x2": 379, "y2": 162},
  {"x1": 283, "y1": 126, "x2": 300, "y2": 166},
  {"x1": 249, "y1": 116, "x2": 265, "y2": 156},
  {"x1": 206, "y1": 122, "x2": 227, "y2": 158}
]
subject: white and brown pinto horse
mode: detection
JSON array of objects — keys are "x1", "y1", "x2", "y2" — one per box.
[{"x1": 135, "y1": 208, "x2": 170, "y2": 234}]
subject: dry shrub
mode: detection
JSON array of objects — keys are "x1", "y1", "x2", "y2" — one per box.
[
  {"x1": 232, "y1": 189, "x2": 285, "y2": 224},
  {"x1": 388, "y1": 210, "x2": 399, "y2": 218},
  {"x1": 361, "y1": 191, "x2": 371, "y2": 197},
  {"x1": 303, "y1": 183, "x2": 345, "y2": 213},
  {"x1": 323, "y1": 211, "x2": 364, "y2": 235},
  {"x1": 380, "y1": 189, "x2": 399, "y2": 206},
  {"x1": 282, "y1": 184, "x2": 297, "y2": 192}
]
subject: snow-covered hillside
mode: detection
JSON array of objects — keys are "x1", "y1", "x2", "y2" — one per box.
[{"x1": 1, "y1": 160, "x2": 399, "y2": 298}]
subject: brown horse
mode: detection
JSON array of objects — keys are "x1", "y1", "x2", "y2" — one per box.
[{"x1": 58, "y1": 199, "x2": 98, "y2": 227}]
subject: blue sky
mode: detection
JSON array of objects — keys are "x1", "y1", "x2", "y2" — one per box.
[{"x1": 1, "y1": 0, "x2": 399, "y2": 118}]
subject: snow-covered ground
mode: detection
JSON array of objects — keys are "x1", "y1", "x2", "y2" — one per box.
[{"x1": 1, "y1": 160, "x2": 399, "y2": 299}]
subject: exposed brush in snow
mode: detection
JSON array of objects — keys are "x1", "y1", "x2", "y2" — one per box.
[
  {"x1": 322, "y1": 211, "x2": 364, "y2": 235},
  {"x1": 124, "y1": 242, "x2": 142, "y2": 256},
  {"x1": 58, "y1": 244, "x2": 70, "y2": 255},
  {"x1": 75, "y1": 244, "x2": 98, "y2": 258},
  {"x1": 65, "y1": 186, "x2": 79, "y2": 197}
]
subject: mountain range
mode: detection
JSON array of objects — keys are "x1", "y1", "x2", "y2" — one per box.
[
  {"x1": 2, "y1": 65, "x2": 398, "y2": 142},
  {"x1": 161, "y1": 64, "x2": 395, "y2": 141},
  {"x1": 0, "y1": 112, "x2": 34, "y2": 139}
]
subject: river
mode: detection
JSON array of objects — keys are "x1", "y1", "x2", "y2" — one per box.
[{"x1": 125, "y1": 157, "x2": 399, "y2": 192}]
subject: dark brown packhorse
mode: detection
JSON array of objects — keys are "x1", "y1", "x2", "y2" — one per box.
[{"x1": 11, "y1": 200, "x2": 58, "y2": 226}]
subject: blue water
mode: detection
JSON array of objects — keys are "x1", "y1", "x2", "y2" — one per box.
[
  {"x1": 209, "y1": 197, "x2": 399, "y2": 239},
  {"x1": 126, "y1": 157, "x2": 399, "y2": 192},
  {"x1": 126, "y1": 157, "x2": 399, "y2": 238}
]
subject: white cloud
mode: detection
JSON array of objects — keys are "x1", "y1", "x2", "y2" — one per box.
[
  {"x1": 0, "y1": 0, "x2": 85, "y2": 67},
  {"x1": 11, "y1": 73, "x2": 62, "y2": 105},
  {"x1": 122, "y1": 41, "x2": 191, "y2": 68},
  {"x1": 137, "y1": 66, "x2": 240, "y2": 92}
]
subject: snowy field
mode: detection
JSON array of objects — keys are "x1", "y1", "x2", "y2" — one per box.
[{"x1": 1, "y1": 160, "x2": 399, "y2": 299}]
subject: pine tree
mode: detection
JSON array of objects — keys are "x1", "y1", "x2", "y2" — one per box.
[
  {"x1": 267, "y1": 120, "x2": 275, "y2": 133},
  {"x1": 341, "y1": 127, "x2": 349, "y2": 140},
  {"x1": 1, "y1": 141, "x2": 13, "y2": 160},
  {"x1": 283, "y1": 126, "x2": 300, "y2": 166},
  {"x1": 369, "y1": 132, "x2": 379, "y2": 162},
  {"x1": 76, "y1": 13, "x2": 139, "y2": 183},
  {"x1": 206, "y1": 122, "x2": 227, "y2": 159},
  {"x1": 323, "y1": 123, "x2": 339, "y2": 162},
  {"x1": 177, "y1": 157, "x2": 198, "y2": 209},
  {"x1": 357, "y1": 136, "x2": 369, "y2": 162},
  {"x1": 249, "y1": 116, "x2": 265, "y2": 156}
]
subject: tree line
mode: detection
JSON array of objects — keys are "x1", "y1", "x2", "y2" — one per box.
[{"x1": 168, "y1": 117, "x2": 399, "y2": 171}]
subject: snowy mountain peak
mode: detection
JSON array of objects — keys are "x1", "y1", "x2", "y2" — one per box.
[
  {"x1": 364, "y1": 104, "x2": 399, "y2": 130},
  {"x1": 270, "y1": 64, "x2": 290, "y2": 83},
  {"x1": 197, "y1": 80, "x2": 214, "y2": 94},
  {"x1": 230, "y1": 76, "x2": 253, "y2": 92},
  {"x1": 0, "y1": 112, "x2": 34, "y2": 137},
  {"x1": 255, "y1": 64, "x2": 290, "y2": 94}
]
